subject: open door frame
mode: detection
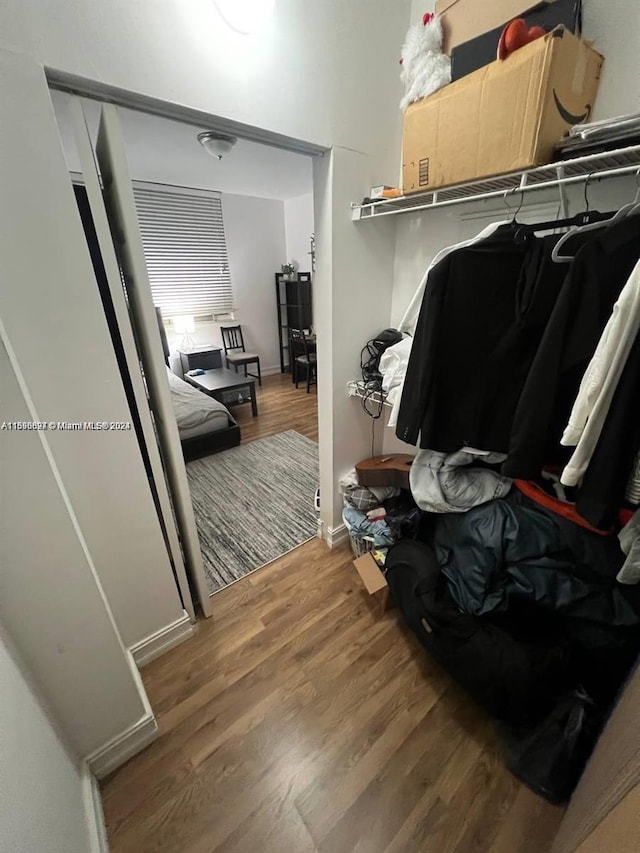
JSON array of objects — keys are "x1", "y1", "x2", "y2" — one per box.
[
  {"x1": 93, "y1": 103, "x2": 212, "y2": 617},
  {"x1": 68, "y1": 96, "x2": 201, "y2": 621}
]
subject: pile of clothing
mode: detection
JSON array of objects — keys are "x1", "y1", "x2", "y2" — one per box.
[
  {"x1": 341, "y1": 472, "x2": 420, "y2": 550},
  {"x1": 386, "y1": 492, "x2": 640, "y2": 801}
]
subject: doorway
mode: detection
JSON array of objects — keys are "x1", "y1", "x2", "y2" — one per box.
[{"x1": 51, "y1": 91, "x2": 321, "y2": 605}]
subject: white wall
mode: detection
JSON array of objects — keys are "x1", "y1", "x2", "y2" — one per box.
[
  {"x1": 284, "y1": 192, "x2": 315, "y2": 272},
  {"x1": 165, "y1": 191, "x2": 287, "y2": 374},
  {"x1": 0, "y1": 628, "x2": 100, "y2": 853},
  {"x1": 315, "y1": 148, "x2": 398, "y2": 529},
  {"x1": 583, "y1": 0, "x2": 640, "y2": 120},
  {"x1": 0, "y1": 0, "x2": 409, "y2": 176},
  {"x1": 0, "y1": 335, "x2": 147, "y2": 758}
]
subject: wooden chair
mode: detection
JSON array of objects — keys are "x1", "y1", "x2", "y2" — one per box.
[
  {"x1": 220, "y1": 325, "x2": 261, "y2": 386},
  {"x1": 290, "y1": 328, "x2": 317, "y2": 393}
]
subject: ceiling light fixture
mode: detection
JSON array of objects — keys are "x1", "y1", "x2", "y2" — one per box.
[
  {"x1": 197, "y1": 131, "x2": 238, "y2": 160},
  {"x1": 213, "y1": 0, "x2": 275, "y2": 35}
]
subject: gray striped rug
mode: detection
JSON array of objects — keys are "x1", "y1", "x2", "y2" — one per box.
[{"x1": 186, "y1": 430, "x2": 319, "y2": 594}]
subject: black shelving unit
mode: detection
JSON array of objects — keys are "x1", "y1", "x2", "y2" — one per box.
[{"x1": 275, "y1": 271, "x2": 312, "y2": 373}]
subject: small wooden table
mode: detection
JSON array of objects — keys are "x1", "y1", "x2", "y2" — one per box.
[{"x1": 184, "y1": 368, "x2": 258, "y2": 417}]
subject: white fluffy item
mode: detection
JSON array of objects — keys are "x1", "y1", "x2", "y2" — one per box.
[{"x1": 400, "y1": 14, "x2": 451, "y2": 111}]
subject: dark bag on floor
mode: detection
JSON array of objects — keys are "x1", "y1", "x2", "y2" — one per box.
[
  {"x1": 385, "y1": 540, "x2": 571, "y2": 724},
  {"x1": 506, "y1": 688, "x2": 601, "y2": 804}
]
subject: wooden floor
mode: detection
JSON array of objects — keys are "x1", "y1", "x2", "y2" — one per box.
[
  {"x1": 233, "y1": 371, "x2": 318, "y2": 445},
  {"x1": 101, "y1": 539, "x2": 565, "y2": 853}
]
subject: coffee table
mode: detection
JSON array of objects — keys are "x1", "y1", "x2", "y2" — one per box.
[{"x1": 184, "y1": 368, "x2": 258, "y2": 417}]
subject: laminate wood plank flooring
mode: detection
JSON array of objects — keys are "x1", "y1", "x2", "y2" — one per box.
[
  {"x1": 232, "y1": 371, "x2": 318, "y2": 445},
  {"x1": 101, "y1": 539, "x2": 565, "y2": 853}
]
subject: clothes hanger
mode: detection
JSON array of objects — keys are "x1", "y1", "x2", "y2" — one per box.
[
  {"x1": 503, "y1": 187, "x2": 525, "y2": 226},
  {"x1": 621, "y1": 168, "x2": 640, "y2": 218},
  {"x1": 551, "y1": 174, "x2": 621, "y2": 263},
  {"x1": 501, "y1": 180, "x2": 615, "y2": 249}
]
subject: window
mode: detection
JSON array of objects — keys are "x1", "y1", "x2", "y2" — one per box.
[{"x1": 133, "y1": 183, "x2": 234, "y2": 318}]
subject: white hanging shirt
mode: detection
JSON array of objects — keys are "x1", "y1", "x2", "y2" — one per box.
[{"x1": 560, "y1": 258, "x2": 640, "y2": 487}]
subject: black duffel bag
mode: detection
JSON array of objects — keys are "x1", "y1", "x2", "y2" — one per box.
[{"x1": 385, "y1": 539, "x2": 571, "y2": 724}]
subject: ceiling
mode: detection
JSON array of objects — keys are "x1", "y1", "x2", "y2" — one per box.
[{"x1": 51, "y1": 90, "x2": 314, "y2": 201}]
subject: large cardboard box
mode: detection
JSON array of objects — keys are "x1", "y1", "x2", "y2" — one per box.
[
  {"x1": 402, "y1": 28, "x2": 603, "y2": 195},
  {"x1": 436, "y1": 0, "x2": 533, "y2": 55}
]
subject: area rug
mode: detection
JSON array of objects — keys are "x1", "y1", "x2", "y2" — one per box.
[{"x1": 186, "y1": 430, "x2": 319, "y2": 594}]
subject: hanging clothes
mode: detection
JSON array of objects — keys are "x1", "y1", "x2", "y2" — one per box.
[
  {"x1": 397, "y1": 220, "x2": 509, "y2": 335},
  {"x1": 379, "y1": 336, "x2": 413, "y2": 428},
  {"x1": 503, "y1": 214, "x2": 640, "y2": 479},
  {"x1": 560, "y1": 258, "x2": 640, "y2": 487},
  {"x1": 574, "y1": 330, "x2": 640, "y2": 529},
  {"x1": 396, "y1": 230, "x2": 569, "y2": 452},
  {"x1": 390, "y1": 221, "x2": 508, "y2": 431}
]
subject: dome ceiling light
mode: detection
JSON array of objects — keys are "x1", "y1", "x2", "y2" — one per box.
[{"x1": 197, "y1": 131, "x2": 238, "y2": 160}]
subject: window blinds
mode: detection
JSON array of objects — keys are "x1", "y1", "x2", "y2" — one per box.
[{"x1": 133, "y1": 184, "x2": 234, "y2": 318}]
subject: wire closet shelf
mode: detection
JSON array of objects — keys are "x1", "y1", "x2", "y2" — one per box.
[
  {"x1": 347, "y1": 380, "x2": 392, "y2": 409},
  {"x1": 351, "y1": 144, "x2": 640, "y2": 221}
]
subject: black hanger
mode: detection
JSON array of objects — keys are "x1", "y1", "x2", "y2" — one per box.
[{"x1": 513, "y1": 209, "x2": 616, "y2": 240}]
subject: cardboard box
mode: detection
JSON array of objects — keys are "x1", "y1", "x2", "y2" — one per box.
[
  {"x1": 353, "y1": 553, "x2": 390, "y2": 618},
  {"x1": 436, "y1": 0, "x2": 533, "y2": 55},
  {"x1": 451, "y1": 0, "x2": 582, "y2": 82},
  {"x1": 402, "y1": 28, "x2": 603, "y2": 194}
]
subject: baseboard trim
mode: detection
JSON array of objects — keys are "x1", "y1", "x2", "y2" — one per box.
[
  {"x1": 326, "y1": 523, "x2": 349, "y2": 549},
  {"x1": 129, "y1": 611, "x2": 195, "y2": 668},
  {"x1": 86, "y1": 711, "x2": 158, "y2": 780},
  {"x1": 261, "y1": 364, "x2": 283, "y2": 377},
  {"x1": 81, "y1": 763, "x2": 110, "y2": 853}
]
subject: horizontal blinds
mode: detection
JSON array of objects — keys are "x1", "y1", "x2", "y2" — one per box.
[{"x1": 133, "y1": 185, "x2": 234, "y2": 318}]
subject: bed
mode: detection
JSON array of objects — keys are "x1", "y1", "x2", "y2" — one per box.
[
  {"x1": 156, "y1": 308, "x2": 241, "y2": 460},
  {"x1": 166, "y1": 367, "x2": 241, "y2": 460}
]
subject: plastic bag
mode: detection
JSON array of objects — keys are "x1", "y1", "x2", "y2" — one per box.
[{"x1": 506, "y1": 687, "x2": 601, "y2": 804}]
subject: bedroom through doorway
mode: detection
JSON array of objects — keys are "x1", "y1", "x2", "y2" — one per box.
[{"x1": 52, "y1": 91, "x2": 320, "y2": 600}]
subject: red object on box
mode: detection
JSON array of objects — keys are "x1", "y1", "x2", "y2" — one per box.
[{"x1": 498, "y1": 18, "x2": 546, "y2": 59}]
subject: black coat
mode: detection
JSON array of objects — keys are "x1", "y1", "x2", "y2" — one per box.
[
  {"x1": 396, "y1": 230, "x2": 572, "y2": 452},
  {"x1": 503, "y1": 215, "x2": 640, "y2": 478}
]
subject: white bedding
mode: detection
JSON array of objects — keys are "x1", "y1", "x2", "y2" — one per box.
[{"x1": 166, "y1": 367, "x2": 233, "y2": 440}]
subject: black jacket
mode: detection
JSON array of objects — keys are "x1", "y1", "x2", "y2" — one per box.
[
  {"x1": 503, "y1": 215, "x2": 640, "y2": 478},
  {"x1": 576, "y1": 329, "x2": 640, "y2": 528},
  {"x1": 396, "y1": 230, "x2": 569, "y2": 452},
  {"x1": 432, "y1": 491, "x2": 640, "y2": 653}
]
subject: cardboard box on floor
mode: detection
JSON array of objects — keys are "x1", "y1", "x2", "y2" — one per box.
[
  {"x1": 402, "y1": 27, "x2": 603, "y2": 195},
  {"x1": 353, "y1": 553, "x2": 390, "y2": 618},
  {"x1": 436, "y1": 0, "x2": 534, "y2": 55}
]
